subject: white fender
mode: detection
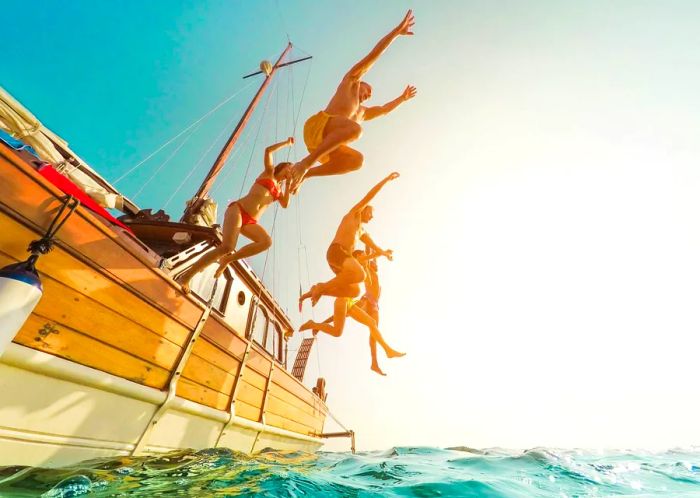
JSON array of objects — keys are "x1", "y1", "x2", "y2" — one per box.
[{"x1": 0, "y1": 261, "x2": 42, "y2": 356}]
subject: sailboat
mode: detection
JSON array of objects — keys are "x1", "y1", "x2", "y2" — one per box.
[{"x1": 0, "y1": 43, "x2": 350, "y2": 468}]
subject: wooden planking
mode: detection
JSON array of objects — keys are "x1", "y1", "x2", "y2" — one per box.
[
  {"x1": 236, "y1": 380, "x2": 264, "y2": 411},
  {"x1": 181, "y1": 353, "x2": 236, "y2": 396},
  {"x1": 190, "y1": 338, "x2": 241, "y2": 374},
  {"x1": 176, "y1": 378, "x2": 230, "y2": 411},
  {"x1": 0, "y1": 254, "x2": 183, "y2": 370},
  {"x1": 0, "y1": 155, "x2": 202, "y2": 328},
  {"x1": 274, "y1": 368, "x2": 326, "y2": 412},
  {"x1": 235, "y1": 399, "x2": 262, "y2": 422},
  {"x1": 266, "y1": 394, "x2": 325, "y2": 433},
  {"x1": 265, "y1": 413, "x2": 316, "y2": 436},
  {"x1": 241, "y1": 365, "x2": 267, "y2": 391},
  {"x1": 246, "y1": 348, "x2": 272, "y2": 378},
  {"x1": 0, "y1": 221, "x2": 191, "y2": 348},
  {"x1": 268, "y1": 381, "x2": 323, "y2": 419},
  {"x1": 15, "y1": 313, "x2": 169, "y2": 388},
  {"x1": 200, "y1": 318, "x2": 247, "y2": 360}
]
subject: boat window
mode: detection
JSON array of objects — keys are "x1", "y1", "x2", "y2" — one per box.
[
  {"x1": 264, "y1": 319, "x2": 276, "y2": 357},
  {"x1": 185, "y1": 263, "x2": 229, "y2": 312},
  {"x1": 186, "y1": 263, "x2": 217, "y2": 302},
  {"x1": 272, "y1": 322, "x2": 284, "y2": 364},
  {"x1": 249, "y1": 306, "x2": 268, "y2": 347},
  {"x1": 211, "y1": 273, "x2": 228, "y2": 313}
]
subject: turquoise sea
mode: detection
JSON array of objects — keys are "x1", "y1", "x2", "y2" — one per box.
[{"x1": 1, "y1": 447, "x2": 699, "y2": 497}]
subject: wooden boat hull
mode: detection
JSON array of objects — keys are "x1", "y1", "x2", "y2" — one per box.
[{"x1": 0, "y1": 143, "x2": 326, "y2": 467}]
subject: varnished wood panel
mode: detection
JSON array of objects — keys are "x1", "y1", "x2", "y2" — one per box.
[
  {"x1": 0, "y1": 255, "x2": 183, "y2": 370},
  {"x1": 236, "y1": 380, "x2": 264, "y2": 411},
  {"x1": 274, "y1": 368, "x2": 326, "y2": 412},
  {"x1": 241, "y1": 366, "x2": 267, "y2": 391},
  {"x1": 0, "y1": 225, "x2": 191, "y2": 348},
  {"x1": 0, "y1": 154, "x2": 202, "y2": 328},
  {"x1": 246, "y1": 348, "x2": 272, "y2": 377},
  {"x1": 265, "y1": 413, "x2": 316, "y2": 436},
  {"x1": 268, "y1": 381, "x2": 322, "y2": 418},
  {"x1": 15, "y1": 314, "x2": 170, "y2": 388},
  {"x1": 200, "y1": 318, "x2": 247, "y2": 360},
  {"x1": 176, "y1": 378, "x2": 230, "y2": 411},
  {"x1": 181, "y1": 353, "x2": 236, "y2": 396},
  {"x1": 234, "y1": 399, "x2": 262, "y2": 422},
  {"x1": 266, "y1": 394, "x2": 324, "y2": 433},
  {"x1": 191, "y1": 338, "x2": 241, "y2": 374}
]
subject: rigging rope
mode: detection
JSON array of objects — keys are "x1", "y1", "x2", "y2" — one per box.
[
  {"x1": 113, "y1": 79, "x2": 257, "y2": 185},
  {"x1": 237, "y1": 76, "x2": 279, "y2": 199},
  {"x1": 132, "y1": 121, "x2": 204, "y2": 200}
]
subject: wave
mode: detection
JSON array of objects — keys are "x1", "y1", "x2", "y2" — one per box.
[{"x1": 1, "y1": 446, "x2": 699, "y2": 497}]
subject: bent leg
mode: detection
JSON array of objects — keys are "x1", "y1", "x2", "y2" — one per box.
[
  {"x1": 180, "y1": 204, "x2": 242, "y2": 292},
  {"x1": 215, "y1": 223, "x2": 271, "y2": 274},
  {"x1": 347, "y1": 305, "x2": 404, "y2": 359},
  {"x1": 312, "y1": 257, "x2": 364, "y2": 300},
  {"x1": 304, "y1": 146, "x2": 364, "y2": 179},
  {"x1": 298, "y1": 117, "x2": 362, "y2": 171},
  {"x1": 300, "y1": 298, "x2": 348, "y2": 337},
  {"x1": 367, "y1": 307, "x2": 381, "y2": 373}
]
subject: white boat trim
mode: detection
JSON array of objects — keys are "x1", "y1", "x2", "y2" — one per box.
[{"x1": 1, "y1": 343, "x2": 322, "y2": 446}]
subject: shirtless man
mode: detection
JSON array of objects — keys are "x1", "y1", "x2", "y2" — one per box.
[
  {"x1": 289, "y1": 10, "x2": 416, "y2": 192},
  {"x1": 299, "y1": 172, "x2": 399, "y2": 308},
  {"x1": 300, "y1": 249, "x2": 395, "y2": 376}
]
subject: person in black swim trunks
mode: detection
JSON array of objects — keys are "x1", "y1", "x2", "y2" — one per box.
[{"x1": 299, "y1": 172, "x2": 398, "y2": 309}]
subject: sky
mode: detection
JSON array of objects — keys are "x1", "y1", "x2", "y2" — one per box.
[{"x1": 4, "y1": 0, "x2": 700, "y2": 451}]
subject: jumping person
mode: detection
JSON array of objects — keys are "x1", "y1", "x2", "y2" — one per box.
[
  {"x1": 299, "y1": 171, "x2": 399, "y2": 308},
  {"x1": 355, "y1": 249, "x2": 386, "y2": 375},
  {"x1": 178, "y1": 138, "x2": 294, "y2": 294},
  {"x1": 288, "y1": 10, "x2": 417, "y2": 192},
  {"x1": 299, "y1": 290, "x2": 404, "y2": 376}
]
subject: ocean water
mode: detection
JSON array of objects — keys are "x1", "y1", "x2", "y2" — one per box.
[{"x1": 1, "y1": 447, "x2": 699, "y2": 497}]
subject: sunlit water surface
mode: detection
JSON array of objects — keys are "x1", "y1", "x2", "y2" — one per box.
[{"x1": 1, "y1": 446, "x2": 700, "y2": 497}]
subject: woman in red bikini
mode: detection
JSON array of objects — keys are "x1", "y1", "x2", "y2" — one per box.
[{"x1": 179, "y1": 137, "x2": 294, "y2": 294}]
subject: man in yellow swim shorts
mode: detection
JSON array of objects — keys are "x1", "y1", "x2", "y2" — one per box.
[{"x1": 289, "y1": 10, "x2": 418, "y2": 192}]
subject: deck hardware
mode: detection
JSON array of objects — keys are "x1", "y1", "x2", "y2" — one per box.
[
  {"x1": 130, "y1": 281, "x2": 218, "y2": 455},
  {"x1": 260, "y1": 359, "x2": 275, "y2": 425}
]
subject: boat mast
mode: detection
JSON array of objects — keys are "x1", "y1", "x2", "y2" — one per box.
[{"x1": 182, "y1": 42, "x2": 295, "y2": 223}]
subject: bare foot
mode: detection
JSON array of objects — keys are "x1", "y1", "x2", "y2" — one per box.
[
  {"x1": 288, "y1": 163, "x2": 307, "y2": 194},
  {"x1": 386, "y1": 349, "x2": 406, "y2": 359},
  {"x1": 310, "y1": 284, "x2": 323, "y2": 306},
  {"x1": 299, "y1": 319, "x2": 316, "y2": 332},
  {"x1": 299, "y1": 288, "x2": 314, "y2": 311},
  {"x1": 180, "y1": 280, "x2": 191, "y2": 295},
  {"x1": 371, "y1": 364, "x2": 387, "y2": 376},
  {"x1": 214, "y1": 262, "x2": 228, "y2": 279}
]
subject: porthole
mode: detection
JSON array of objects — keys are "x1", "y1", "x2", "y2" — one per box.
[{"x1": 237, "y1": 291, "x2": 246, "y2": 306}]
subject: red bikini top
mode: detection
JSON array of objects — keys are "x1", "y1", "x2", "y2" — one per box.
[{"x1": 255, "y1": 177, "x2": 281, "y2": 201}]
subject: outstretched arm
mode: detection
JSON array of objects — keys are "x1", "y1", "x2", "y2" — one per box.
[
  {"x1": 350, "y1": 172, "x2": 400, "y2": 213},
  {"x1": 360, "y1": 233, "x2": 393, "y2": 261},
  {"x1": 363, "y1": 85, "x2": 417, "y2": 121},
  {"x1": 263, "y1": 137, "x2": 294, "y2": 172},
  {"x1": 345, "y1": 10, "x2": 415, "y2": 81}
]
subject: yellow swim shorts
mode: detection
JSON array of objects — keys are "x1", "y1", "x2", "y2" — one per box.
[{"x1": 303, "y1": 110, "x2": 332, "y2": 163}]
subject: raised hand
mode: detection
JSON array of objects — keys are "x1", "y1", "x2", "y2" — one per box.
[
  {"x1": 383, "y1": 249, "x2": 394, "y2": 261},
  {"x1": 387, "y1": 172, "x2": 400, "y2": 181},
  {"x1": 286, "y1": 136, "x2": 295, "y2": 146},
  {"x1": 401, "y1": 85, "x2": 417, "y2": 102},
  {"x1": 396, "y1": 10, "x2": 415, "y2": 36}
]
